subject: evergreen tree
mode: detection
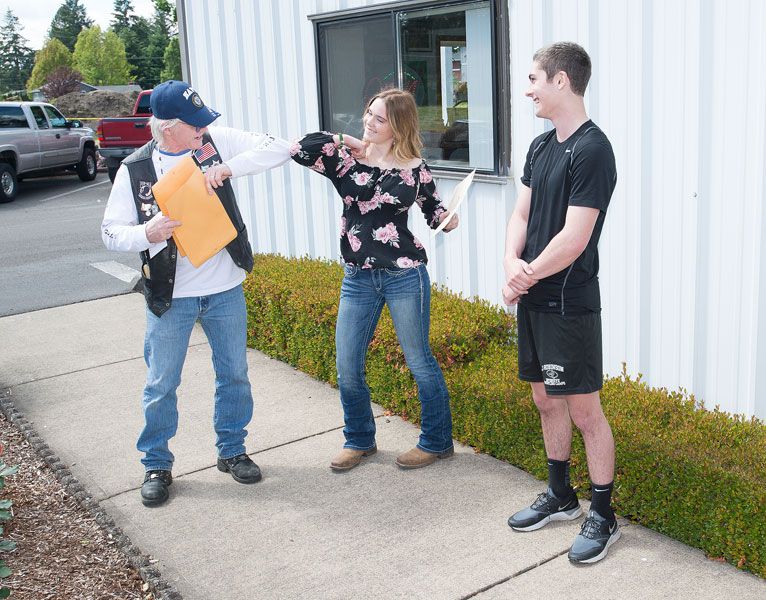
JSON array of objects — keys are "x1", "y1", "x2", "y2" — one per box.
[
  {"x1": 0, "y1": 9, "x2": 35, "y2": 94},
  {"x1": 48, "y1": 0, "x2": 94, "y2": 52},
  {"x1": 110, "y1": 0, "x2": 134, "y2": 36},
  {"x1": 160, "y1": 36, "x2": 181, "y2": 81},
  {"x1": 153, "y1": 0, "x2": 177, "y2": 31},
  {"x1": 115, "y1": 12, "x2": 152, "y2": 89},
  {"x1": 27, "y1": 38, "x2": 73, "y2": 91},
  {"x1": 73, "y1": 26, "x2": 132, "y2": 85},
  {"x1": 143, "y1": 0, "x2": 176, "y2": 86}
]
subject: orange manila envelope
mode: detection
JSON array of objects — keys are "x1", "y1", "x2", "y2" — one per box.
[{"x1": 152, "y1": 156, "x2": 237, "y2": 268}]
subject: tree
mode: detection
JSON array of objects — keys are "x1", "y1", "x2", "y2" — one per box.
[
  {"x1": 48, "y1": 0, "x2": 94, "y2": 52},
  {"x1": 110, "y1": 0, "x2": 134, "y2": 35},
  {"x1": 160, "y1": 36, "x2": 181, "y2": 81},
  {"x1": 112, "y1": 0, "x2": 177, "y2": 89},
  {"x1": 153, "y1": 0, "x2": 177, "y2": 29},
  {"x1": 73, "y1": 26, "x2": 132, "y2": 85},
  {"x1": 143, "y1": 0, "x2": 176, "y2": 86},
  {"x1": 123, "y1": 16, "x2": 153, "y2": 87},
  {"x1": 41, "y1": 66, "x2": 82, "y2": 98},
  {"x1": 0, "y1": 9, "x2": 35, "y2": 94},
  {"x1": 27, "y1": 38, "x2": 72, "y2": 91},
  {"x1": 113, "y1": 3, "x2": 152, "y2": 89},
  {"x1": 80, "y1": 0, "x2": 181, "y2": 90}
]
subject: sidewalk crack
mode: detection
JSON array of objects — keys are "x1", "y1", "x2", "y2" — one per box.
[
  {"x1": 99, "y1": 422, "x2": 351, "y2": 501},
  {"x1": 7, "y1": 342, "x2": 209, "y2": 387},
  {"x1": 458, "y1": 548, "x2": 569, "y2": 599}
]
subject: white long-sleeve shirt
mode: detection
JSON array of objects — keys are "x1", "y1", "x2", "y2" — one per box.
[{"x1": 101, "y1": 126, "x2": 291, "y2": 297}]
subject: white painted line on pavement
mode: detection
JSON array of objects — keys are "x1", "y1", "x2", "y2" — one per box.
[
  {"x1": 91, "y1": 261, "x2": 141, "y2": 283},
  {"x1": 40, "y1": 179, "x2": 110, "y2": 203}
]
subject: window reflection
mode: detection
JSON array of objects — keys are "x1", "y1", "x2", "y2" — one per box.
[
  {"x1": 317, "y1": 1, "x2": 494, "y2": 172},
  {"x1": 399, "y1": 2, "x2": 493, "y2": 170}
]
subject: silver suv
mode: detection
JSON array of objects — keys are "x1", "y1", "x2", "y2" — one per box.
[{"x1": 0, "y1": 101, "x2": 98, "y2": 202}]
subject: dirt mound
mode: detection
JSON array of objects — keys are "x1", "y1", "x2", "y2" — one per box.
[{"x1": 54, "y1": 90, "x2": 139, "y2": 118}]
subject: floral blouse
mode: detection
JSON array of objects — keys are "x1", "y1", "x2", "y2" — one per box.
[{"x1": 290, "y1": 132, "x2": 447, "y2": 270}]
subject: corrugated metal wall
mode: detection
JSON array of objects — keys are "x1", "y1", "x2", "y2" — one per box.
[{"x1": 179, "y1": 0, "x2": 766, "y2": 420}]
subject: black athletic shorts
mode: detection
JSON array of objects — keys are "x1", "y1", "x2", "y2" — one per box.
[{"x1": 516, "y1": 304, "x2": 603, "y2": 395}]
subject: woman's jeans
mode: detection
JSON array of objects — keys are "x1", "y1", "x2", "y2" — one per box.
[
  {"x1": 137, "y1": 284, "x2": 253, "y2": 471},
  {"x1": 336, "y1": 264, "x2": 453, "y2": 454}
]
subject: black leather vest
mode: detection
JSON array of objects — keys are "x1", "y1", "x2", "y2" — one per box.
[{"x1": 124, "y1": 133, "x2": 254, "y2": 317}]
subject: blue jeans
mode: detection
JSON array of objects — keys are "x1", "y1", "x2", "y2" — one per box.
[
  {"x1": 335, "y1": 264, "x2": 453, "y2": 453},
  {"x1": 137, "y1": 284, "x2": 253, "y2": 471}
]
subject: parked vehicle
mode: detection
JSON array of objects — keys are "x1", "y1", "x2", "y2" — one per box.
[
  {"x1": 97, "y1": 89, "x2": 152, "y2": 182},
  {"x1": 0, "y1": 101, "x2": 98, "y2": 202}
]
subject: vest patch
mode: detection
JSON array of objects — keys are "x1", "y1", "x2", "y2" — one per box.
[
  {"x1": 140, "y1": 202, "x2": 158, "y2": 218},
  {"x1": 138, "y1": 181, "x2": 153, "y2": 201}
]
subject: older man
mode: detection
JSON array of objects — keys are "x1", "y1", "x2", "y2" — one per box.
[{"x1": 101, "y1": 80, "x2": 291, "y2": 507}]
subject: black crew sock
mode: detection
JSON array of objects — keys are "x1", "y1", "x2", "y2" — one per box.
[
  {"x1": 590, "y1": 481, "x2": 615, "y2": 521},
  {"x1": 547, "y1": 458, "x2": 572, "y2": 499}
]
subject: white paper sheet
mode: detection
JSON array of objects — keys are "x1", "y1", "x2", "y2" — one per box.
[{"x1": 432, "y1": 169, "x2": 476, "y2": 235}]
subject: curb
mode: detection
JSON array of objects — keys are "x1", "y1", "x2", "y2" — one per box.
[{"x1": 0, "y1": 390, "x2": 183, "y2": 600}]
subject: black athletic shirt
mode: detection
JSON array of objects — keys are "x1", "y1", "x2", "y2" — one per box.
[{"x1": 520, "y1": 120, "x2": 616, "y2": 315}]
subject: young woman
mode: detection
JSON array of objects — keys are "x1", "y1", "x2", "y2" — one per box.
[{"x1": 291, "y1": 88, "x2": 459, "y2": 471}]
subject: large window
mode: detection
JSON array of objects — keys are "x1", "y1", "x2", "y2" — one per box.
[{"x1": 314, "y1": 1, "x2": 503, "y2": 174}]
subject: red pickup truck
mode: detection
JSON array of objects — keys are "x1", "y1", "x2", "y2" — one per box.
[{"x1": 97, "y1": 89, "x2": 152, "y2": 182}]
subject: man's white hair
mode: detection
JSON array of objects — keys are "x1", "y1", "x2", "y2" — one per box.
[{"x1": 149, "y1": 116, "x2": 181, "y2": 146}]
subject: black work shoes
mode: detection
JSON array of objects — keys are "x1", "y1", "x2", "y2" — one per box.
[
  {"x1": 140, "y1": 455, "x2": 260, "y2": 506},
  {"x1": 140, "y1": 470, "x2": 172, "y2": 507},
  {"x1": 217, "y1": 453, "x2": 262, "y2": 484}
]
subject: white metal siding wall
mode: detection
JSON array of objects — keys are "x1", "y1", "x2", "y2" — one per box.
[{"x1": 181, "y1": 0, "x2": 766, "y2": 420}]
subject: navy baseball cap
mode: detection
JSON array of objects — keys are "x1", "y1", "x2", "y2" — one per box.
[{"x1": 150, "y1": 80, "x2": 221, "y2": 127}]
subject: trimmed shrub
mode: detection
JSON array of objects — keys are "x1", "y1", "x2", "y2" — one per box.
[{"x1": 243, "y1": 254, "x2": 766, "y2": 578}]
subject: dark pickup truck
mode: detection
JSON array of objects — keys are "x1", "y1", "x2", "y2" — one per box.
[{"x1": 97, "y1": 89, "x2": 152, "y2": 182}]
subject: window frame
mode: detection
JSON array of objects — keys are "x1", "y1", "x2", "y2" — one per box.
[
  {"x1": 310, "y1": 0, "x2": 510, "y2": 180},
  {"x1": 29, "y1": 105, "x2": 50, "y2": 129}
]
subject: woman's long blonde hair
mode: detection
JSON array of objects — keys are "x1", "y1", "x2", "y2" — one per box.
[{"x1": 365, "y1": 88, "x2": 423, "y2": 163}]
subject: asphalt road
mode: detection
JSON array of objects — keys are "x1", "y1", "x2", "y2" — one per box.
[{"x1": 0, "y1": 171, "x2": 142, "y2": 317}]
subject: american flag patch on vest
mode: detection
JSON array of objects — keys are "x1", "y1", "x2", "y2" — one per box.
[{"x1": 194, "y1": 142, "x2": 217, "y2": 163}]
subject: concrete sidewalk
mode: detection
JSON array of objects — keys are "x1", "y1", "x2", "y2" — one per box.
[{"x1": 1, "y1": 293, "x2": 764, "y2": 599}]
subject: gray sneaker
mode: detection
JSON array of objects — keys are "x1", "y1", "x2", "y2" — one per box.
[
  {"x1": 568, "y1": 510, "x2": 621, "y2": 564},
  {"x1": 508, "y1": 487, "x2": 582, "y2": 531}
]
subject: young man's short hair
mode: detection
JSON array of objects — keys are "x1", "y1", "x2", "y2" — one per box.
[{"x1": 533, "y1": 42, "x2": 592, "y2": 96}]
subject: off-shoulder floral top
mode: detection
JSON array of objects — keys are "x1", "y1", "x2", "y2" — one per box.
[{"x1": 290, "y1": 132, "x2": 447, "y2": 270}]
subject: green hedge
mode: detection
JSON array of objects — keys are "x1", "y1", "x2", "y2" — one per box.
[{"x1": 243, "y1": 254, "x2": 766, "y2": 578}]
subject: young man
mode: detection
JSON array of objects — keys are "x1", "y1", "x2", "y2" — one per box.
[
  {"x1": 101, "y1": 80, "x2": 291, "y2": 507},
  {"x1": 502, "y1": 42, "x2": 619, "y2": 563}
]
